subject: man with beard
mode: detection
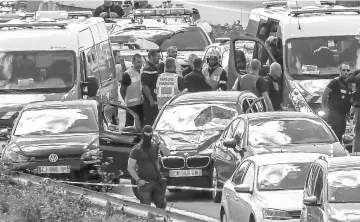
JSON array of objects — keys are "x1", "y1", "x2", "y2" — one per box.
[
  {"x1": 322, "y1": 62, "x2": 352, "y2": 141},
  {"x1": 127, "y1": 125, "x2": 170, "y2": 208},
  {"x1": 202, "y1": 48, "x2": 227, "y2": 91},
  {"x1": 264, "y1": 63, "x2": 283, "y2": 111}
]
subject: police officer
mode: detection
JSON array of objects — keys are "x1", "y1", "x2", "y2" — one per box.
[
  {"x1": 184, "y1": 58, "x2": 212, "y2": 92},
  {"x1": 322, "y1": 62, "x2": 352, "y2": 141},
  {"x1": 158, "y1": 46, "x2": 182, "y2": 77},
  {"x1": 156, "y1": 57, "x2": 186, "y2": 110},
  {"x1": 232, "y1": 59, "x2": 274, "y2": 111},
  {"x1": 120, "y1": 54, "x2": 144, "y2": 127},
  {"x1": 202, "y1": 49, "x2": 227, "y2": 91},
  {"x1": 93, "y1": 0, "x2": 125, "y2": 18},
  {"x1": 141, "y1": 49, "x2": 161, "y2": 126}
]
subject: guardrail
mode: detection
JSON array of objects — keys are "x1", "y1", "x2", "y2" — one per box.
[{"x1": 9, "y1": 172, "x2": 218, "y2": 222}]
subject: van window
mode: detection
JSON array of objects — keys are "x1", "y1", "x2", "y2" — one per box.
[
  {"x1": 90, "y1": 25, "x2": 101, "y2": 45},
  {"x1": 97, "y1": 40, "x2": 115, "y2": 81},
  {"x1": 0, "y1": 51, "x2": 75, "y2": 91},
  {"x1": 79, "y1": 28, "x2": 94, "y2": 49},
  {"x1": 286, "y1": 36, "x2": 360, "y2": 79},
  {"x1": 97, "y1": 22, "x2": 110, "y2": 42}
]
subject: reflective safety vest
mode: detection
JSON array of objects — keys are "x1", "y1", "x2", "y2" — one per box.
[
  {"x1": 125, "y1": 67, "x2": 143, "y2": 107},
  {"x1": 156, "y1": 72, "x2": 180, "y2": 109},
  {"x1": 202, "y1": 66, "x2": 223, "y2": 90},
  {"x1": 239, "y1": 74, "x2": 261, "y2": 97}
]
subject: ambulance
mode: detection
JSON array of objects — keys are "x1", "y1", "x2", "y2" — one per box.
[
  {"x1": 0, "y1": 11, "x2": 118, "y2": 149},
  {"x1": 229, "y1": 0, "x2": 360, "y2": 118}
]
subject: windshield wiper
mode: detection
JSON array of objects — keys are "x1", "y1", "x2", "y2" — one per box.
[{"x1": 0, "y1": 88, "x2": 20, "y2": 94}]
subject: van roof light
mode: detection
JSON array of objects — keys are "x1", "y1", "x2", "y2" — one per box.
[
  {"x1": 133, "y1": 8, "x2": 193, "y2": 17},
  {"x1": 0, "y1": 21, "x2": 68, "y2": 28},
  {"x1": 263, "y1": 1, "x2": 288, "y2": 8},
  {"x1": 264, "y1": 0, "x2": 336, "y2": 9},
  {"x1": 35, "y1": 11, "x2": 68, "y2": 20},
  {"x1": 290, "y1": 8, "x2": 360, "y2": 16}
]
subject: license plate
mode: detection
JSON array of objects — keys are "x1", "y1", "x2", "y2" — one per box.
[
  {"x1": 38, "y1": 166, "x2": 70, "y2": 174},
  {"x1": 169, "y1": 169, "x2": 202, "y2": 177}
]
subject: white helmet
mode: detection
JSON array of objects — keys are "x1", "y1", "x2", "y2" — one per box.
[{"x1": 206, "y1": 48, "x2": 220, "y2": 60}]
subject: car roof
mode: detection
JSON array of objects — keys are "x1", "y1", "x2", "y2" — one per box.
[
  {"x1": 24, "y1": 100, "x2": 97, "y2": 110},
  {"x1": 246, "y1": 152, "x2": 325, "y2": 166},
  {"x1": 169, "y1": 91, "x2": 256, "y2": 105},
  {"x1": 326, "y1": 156, "x2": 360, "y2": 170},
  {"x1": 245, "y1": 111, "x2": 319, "y2": 120}
]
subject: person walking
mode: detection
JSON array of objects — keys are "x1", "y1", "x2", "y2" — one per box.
[
  {"x1": 322, "y1": 62, "x2": 352, "y2": 142},
  {"x1": 184, "y1": 58, "x2": 212, "y2": 92},
  {"x1": 141, "y1": 49, "x2": 161, "y2": 126},
  {"x1": 232, "y1": 59, "x2": 274, "y2": 111},
  {"x1": 156, "y1": 57, "x2": 186, "y2": 110},
  {"x1": 120, "y1": 54, "x2": 144, "y2": 127},
  {"x1": 127, "y1": 125, "x2": 170, "y2": 209},
  {"x1": 93, "y1": 0, "x2": 124, "y2": 18},
  {"x1": 182, "y1": 54, "x2": 197, "y2": 77},
  {"x1": 264, "y1": 62, "x2": 283, "y2": 111},
  {"x1": 114, "y1": 50, "x2": 131, "y2": 83},
  {"x1": 158, "y1": 46, "x2": 182, "y2": 76},
  {"x1": 202, "y1": 48, "x2": 227, "y2": 91}
]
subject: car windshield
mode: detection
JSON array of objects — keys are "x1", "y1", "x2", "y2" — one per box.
[
  {"x1": 14, "y1": 107, "x2": 98, "y2": 136},
  {"x1": 286, "y1": 36, "x2": 360, "y2": 80},
  {"x1": 328, "y1": 166, "x2": 360, "y2": 203},
  {"x1": 258, "y1": 163, "x2": 311, "y2": 191},
  {"x1": 0, "y1": 51, "x2": 75, "y2": 91},
  {"x1": 248, "y1": 118, "x2": 335, "y2": 147},
  {"x1": 155, "y1": 103, "x2": 238, "y2": 132},
  {"x1": 160, "y1": 27, "x2": 210, "y2": 51}
]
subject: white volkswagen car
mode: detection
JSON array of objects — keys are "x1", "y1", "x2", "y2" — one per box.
[{"x1": 220, "y1": 152, "x2": 325, "y2": 222}]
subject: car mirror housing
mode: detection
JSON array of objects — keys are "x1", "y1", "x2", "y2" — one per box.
[
  {"x1": 303, "y1": 196, "x2": 319, "y2": 206},
  {"x1": 223, "y1": 138, "x2": 236, "y2": 149},
  {"x1": 108, "y1": 124, "x2": 119, "y2": 132},
  {"x1": 234, "y1": 184, "x2": 252, "y2": 194}
]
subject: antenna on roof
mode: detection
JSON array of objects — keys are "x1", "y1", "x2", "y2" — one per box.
[{"x1": 296, "y1": 0, "x2": 301, "y2": 30}]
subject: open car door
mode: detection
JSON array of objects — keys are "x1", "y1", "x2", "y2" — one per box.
[{"x1": 228, "y1": 36, "x2": 276, "y2": 91}]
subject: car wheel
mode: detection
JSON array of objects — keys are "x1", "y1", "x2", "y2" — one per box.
[
  {"x1": 211, "y1": 167, "x2": 222, "y2": 203},
  {"x1": 131, "y1": 179, "x2": 140, "y2": 200}
]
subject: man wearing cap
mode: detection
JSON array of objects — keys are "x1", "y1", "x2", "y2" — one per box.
[
  {"x1": 127, "y1": 125, "x2": 170, "y2": 209},
  {"x1": 182, "y1": 54, "x2": 197, "y2": 77},
  {"x1": 202, "y1": 48, "x2": 228, "y2": 91},
  {"x1": 93, "y1": 0, "x2": 124, "y2": 18}
]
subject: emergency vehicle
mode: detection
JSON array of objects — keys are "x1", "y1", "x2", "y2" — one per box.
[
  {"x1": 231, "y1": 0, "x2": 360, "y2": 118},
  {"x1": 109, "y1": 6, "x2": 212, "y2": 71},
  {"x1": 0, "y1": 11, "x2": 118, "y2": 150}
]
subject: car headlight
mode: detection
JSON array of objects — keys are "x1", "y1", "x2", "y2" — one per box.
[
  {"x1": 81, "y1": 139, "x2": 100, "y2": 161},
  {"x1": 290, "y1": 88, "x2": 312, "y2": 113},
  {"x1": 263, "y1": 208, "x2": 292, "y2": 220},
  {"x1": 2, "y1": 144, "x2": 29, "y2": 163}
]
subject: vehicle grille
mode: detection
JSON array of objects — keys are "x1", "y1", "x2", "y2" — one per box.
[
  {"x1": 288, "y1": 210, "x2": 301, "y2": 219},
  {"x1": 186, "y1": 156, "x2": 210, "y2": 168},
  {"x1": 31, "y1": 155, "x2": 82, "y2": 162},
  {"x1": 161, "y1": 156, "x2": 185, "y2": 169}
]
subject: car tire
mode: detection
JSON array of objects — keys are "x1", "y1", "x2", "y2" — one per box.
[
  {"x1": 131, "y1": 179, "x2": 140, "y2": 200},
  {"x1": 211, "y1": 167, "x2": 222, "y2": 203}
]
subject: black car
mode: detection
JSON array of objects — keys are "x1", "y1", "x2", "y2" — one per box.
[
  {"x1": 210, "y1": 111, "x2": 349, "y2": 203},
  {"x1": 152, "y1": 91, "x2": 265, "y2": 191},
  {"x1": 1, "y1": 99, "x2": 143, "y2": 182}
]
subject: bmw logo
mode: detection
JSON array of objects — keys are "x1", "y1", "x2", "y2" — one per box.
[{"x1": 48, "y1": 154, "x2": 58, "y2": 163}]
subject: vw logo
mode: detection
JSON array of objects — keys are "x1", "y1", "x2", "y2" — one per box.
[
  {"x1": 49, "y1": 154, "x2": 58, "y2": 163},
  {"x1": 184, "y1": 152, "x2": 189, "y2": 156}
]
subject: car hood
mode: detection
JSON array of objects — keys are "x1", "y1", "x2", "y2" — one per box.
[
  {"x1": 295, "y1": 79, "x2": 332, "y2": 103},
  {"x1": 329, "y1": 203, "x2": 360, "y2": 221},
  {"x1": 257, "y1": 190, "x2": 303, "y2": 210},
  {"x1": 0, "y1": 93, "x2": 65, "y2": 128},
  {"x1": 156, "y1": 130, "x2": 222, "y2": 153},
  {"x1": 11, "y1": 133, "x2": 98, "y2": 157},
  {"x1": 253, "y1": 142, "x2": 346, "y2": 157}
]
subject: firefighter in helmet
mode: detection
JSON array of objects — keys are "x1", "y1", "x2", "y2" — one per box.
[{"x1": 202, "y1": 48, "x2": 228, "y2": 91}]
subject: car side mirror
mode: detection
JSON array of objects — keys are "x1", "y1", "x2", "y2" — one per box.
[
  {"x1": 223, "y1": 138, "x2": 236, "y2": 149},
  {"x1": 122, "y1": 126, "x2": 138, "y2": 133},
  {"x1": 0, "y1": 128, "x2": 11, "y2": 140},
  {"x1": 234, "y1": 184, "x2": 252, "y2": 194},
  {"x1": 342, "y1": 134, "x2": 353, "y2": 145},
  {"x1": 108, "y1": 124, "x2": 119, "y2": 132},
  {"x1": 303, "y1": 196, "x2": 319, "y2": 206},
  {"x1": 82, "y1": 76, "x2": 99, "y2": 98}
]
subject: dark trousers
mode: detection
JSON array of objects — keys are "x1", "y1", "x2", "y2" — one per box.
[
  {"x1": 143, "y1": 102, "x2": 159, "y2": 127},
  {"x1": 126, "y1": 104, "x2": 144, "y2": 127},
  {"x1": 327, "y1": 111, "x2": 347, "y2": 142},
  {"x1": 138, "y1": 181, "x2": 167, "y2": 209}
]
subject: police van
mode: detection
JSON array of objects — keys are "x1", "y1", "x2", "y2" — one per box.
[
  {"x1": 0, "y1": 11, "x2": 118, "y2": 147},
  {"x1": 230, "y1": 0, "x2": 360, "y2": 117}
]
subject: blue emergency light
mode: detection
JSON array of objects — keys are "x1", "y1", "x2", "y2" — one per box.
[
  {"x1": 133, "y1": 8, "x2": 193, "y2": 17},
  {"x1": 20, "y1": 11, "x2": 92, "y2": 20}
]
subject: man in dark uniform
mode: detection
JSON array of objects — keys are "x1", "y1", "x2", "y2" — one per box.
[
  {"x1": 264, "y1": 63, "x2": 283, "y2": 111},
  {"x1": 322, "y1": 62, "x2": 352, "y2": 141},
  {"x1": 182, "y1": 54, "x2": 197, "y2": 77},
  {"x1": 184, "y1": 58, "x2": 212, "y2": 92},
  {"x1": 127, "y1": 125, "x2": 170, "y2": 208},
  {"x1": 93, "y1": 0, "x2": 124, "y2": 18},
  {"x1": 141, "y1": 49, "x2": 161, "y2": 126}
]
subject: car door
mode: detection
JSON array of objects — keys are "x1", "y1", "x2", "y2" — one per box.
[
  {"x1": 215, "y1": 118, "x2": 241, "y2": 184},
  {"x1": 99, "y1": 102, "x2": 142, "y2": 177},
  {"x1": 229, "y1": 161, "x2": 255, "y2": 222},
  {"x1": 223, "y1": 160, "x2": 250, "y2": 222},
  {"x1": 228, "y1": 36, "x2": 275, "y2": 92},
  {"x1": 303, "y1": 165, "x2": 320, "y2": 222},
  {"x1": 309, "y1": 166, "x2": 326, "y2": 222}
]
